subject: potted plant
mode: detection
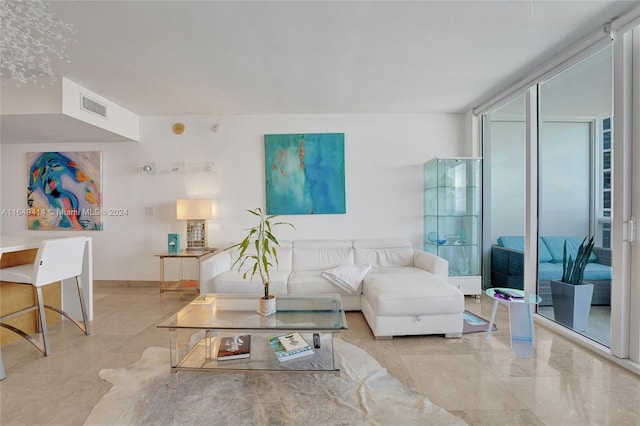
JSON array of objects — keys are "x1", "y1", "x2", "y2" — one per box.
[
  {"x1": 227, "y1": 207, "x2": 295, "y2": 315},
  {"x1": 550, "y1": 236, "x2": 595, "y2": 332}
]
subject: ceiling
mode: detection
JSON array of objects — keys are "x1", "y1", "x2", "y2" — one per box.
[{"x1": 2, "y1": 0, "x2": 640, "y2": 121}]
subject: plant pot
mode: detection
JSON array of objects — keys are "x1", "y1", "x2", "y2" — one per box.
[
  {"x1": 550, "y1": 280, "x2": 594, "y2": 332},
  {"x1": 258, "y1": 295, "x2": 276, "y2": 316}
]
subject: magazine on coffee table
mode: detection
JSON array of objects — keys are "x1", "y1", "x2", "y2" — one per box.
[
  {"x1": 278, "y1": 332, "x2": 311, "y2": 352},
  {"x1": 268, "y1": 334, "x2": 314, "y2": 362}
]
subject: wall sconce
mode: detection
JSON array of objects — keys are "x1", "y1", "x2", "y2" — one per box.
[
  {"x1": 136, "y1": 161, "x2": 213, "y2": 175},
  {"x1": 138, "y1": 161, "x2": 155, "y2": 174},
  {"x1": 176, "y1": 199, "x2": 214, "y2": 250}
]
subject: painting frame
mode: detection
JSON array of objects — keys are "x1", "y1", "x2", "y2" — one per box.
[{"x1": 264, "y1": 133, "x2": 346, "y2": 215}]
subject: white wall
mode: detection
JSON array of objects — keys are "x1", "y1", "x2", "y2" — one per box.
[{"x1": 0, "y1": 113, "x2": 465, "y2": 280}]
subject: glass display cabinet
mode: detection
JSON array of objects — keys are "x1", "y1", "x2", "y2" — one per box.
[{"x1": 424, "y1": 158, "x2": 482, "y2": 296}]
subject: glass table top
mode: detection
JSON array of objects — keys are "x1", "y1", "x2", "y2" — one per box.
[
  {"x1": 157, "y1": 293, "x2": 348, "y2": 331},
  {"x1": 485, "y1": 287, "x2": 542, "y2": 304}
]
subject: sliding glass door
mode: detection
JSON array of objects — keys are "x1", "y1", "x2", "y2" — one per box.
[
  {"x1": 484, "y1": 96, "x2": 526, "y2": 291},
  {"x1": 483, "y1": 21, "x2": 640, "y2": 369},
  {"x1": 537, "y1": 46, "x2": 613, "y2": 346}
]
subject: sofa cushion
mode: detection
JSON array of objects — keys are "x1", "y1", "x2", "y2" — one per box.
[
  {"x1": 207, "y1": 270, "x2": 289, "y2": 295},
  {"x1": 288, "y1": 270, "x2": 354, "y2": 296},
  {"x1": 541, "y1": 236, "x2": 597, "y2": 264},
  {"x1": 292, "y1": 240, "x2": 354, "y2": 271},
  {"x1": 321, "y1": 264, "x2": 372, "y2": 294},
  {"x1": 537, "y1": 262, "x2": 563, "y2": 281},
  {"x1": 361, "y1": 268, "x2": 463, "y2": 316},
  {"x1": 227, "y1": 240, "x2": 293, "y2": 272},
  {"x1": 273, "y1": 240, "x2": 294, "y2": 271},
  {"x1": 536, "y1": 261, "x2": 611, "y2": 282},
  {"x1": 353, "y1": 239, "x2": 414, "y2": 268},
  {"x1": 583, "y1": 263, "x2": 613, "y2": 281},
  {"x1": 496, "y1": 236, "x2": 523, "y2": 250},
  {"x1": 497, "y1": 236, "x2": 553, "y2": 263}
]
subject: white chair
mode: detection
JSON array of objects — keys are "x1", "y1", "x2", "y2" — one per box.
[{"x1": 0, "y1": 236, "x2": 90, "y2": 357}]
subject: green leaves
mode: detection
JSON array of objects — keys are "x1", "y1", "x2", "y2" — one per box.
[
  {"x1": 226, "y1": 207, "x2": 295, "y2": 299},
  {"x1": 561, "y1": 236, "x2": 595, "y2": 285}
]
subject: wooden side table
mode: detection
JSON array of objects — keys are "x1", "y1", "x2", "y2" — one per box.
[{"x1": 155, "y1": 249, "x2": 216, "y2": 296}]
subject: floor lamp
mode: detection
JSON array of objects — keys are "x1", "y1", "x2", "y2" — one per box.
[{"x1": 176, "y1": 199, "x2": 213, "y2": 250}]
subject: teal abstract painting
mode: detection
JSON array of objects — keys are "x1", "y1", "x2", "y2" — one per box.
[{"x1": 265, "y1": 133, "x2": 345, "y2": 215}]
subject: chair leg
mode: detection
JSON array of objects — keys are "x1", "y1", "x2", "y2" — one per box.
[
  {"x1": 0, "y1": 348, "x2": 6, "y2": 380},
  {"x1": 44, "y1": 276, "x2": 90, "y2": 335},
  {"x1": 35, "y1": 287, "x2": 51, "y2": 356},
  {"x1": 75, "y1": 276, "x2": 90, "y2": 335}
]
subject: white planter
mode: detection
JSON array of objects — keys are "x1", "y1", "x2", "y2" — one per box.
[{"x1": 258, "y1": 295, "x2": 276, "y2": 316}]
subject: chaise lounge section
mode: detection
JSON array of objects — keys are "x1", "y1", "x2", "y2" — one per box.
[{"x1": 200, "y1": 238, "x2": 465, "y2": 339}]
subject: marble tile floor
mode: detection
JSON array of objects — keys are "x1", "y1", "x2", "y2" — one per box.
[
  {"x1": 538, "y1": 306, "x2": 611, "y2": 347},
  {"x1": 1, "y1": 284, "x2": 639, "y2": 426}
]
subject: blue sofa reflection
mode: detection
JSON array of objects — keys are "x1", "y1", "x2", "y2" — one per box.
[{"x1": 491, "y1": 236, "x2": 611, "y2": 306}]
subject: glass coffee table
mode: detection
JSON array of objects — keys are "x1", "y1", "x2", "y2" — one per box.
[{"x1": 157, "y1": 294, "x2": 348, "y2": 373}]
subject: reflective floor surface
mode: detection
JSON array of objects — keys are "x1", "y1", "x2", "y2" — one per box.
[
  {"x1": 538, "y1": 305, "x2": 611, "y2": 347},
  {"x1": 1, "y1": 284, "x2": 638, "y2": 425}
]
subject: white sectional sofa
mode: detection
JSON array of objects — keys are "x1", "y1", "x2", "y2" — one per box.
[{"x1": 200, "y1": 238, "x2": 464, "y2": 339}]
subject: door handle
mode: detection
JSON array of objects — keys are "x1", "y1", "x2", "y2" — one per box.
[{"x1": 629, "y1": 216, "x2": 637, "y2": 245}]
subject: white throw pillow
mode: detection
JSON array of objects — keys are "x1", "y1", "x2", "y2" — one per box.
[{"x1": 321, "y1": 264, "x2": 372, "y2": 294}]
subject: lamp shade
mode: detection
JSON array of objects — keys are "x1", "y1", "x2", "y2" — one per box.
[{"x1": 176, "y1": 199, "x2": 213, "y2": 219}]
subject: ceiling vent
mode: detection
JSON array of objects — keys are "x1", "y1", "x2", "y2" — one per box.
[
  {"x1": 1, "y1": 77, "x2": 139, "y2": 142},
  {"x1": 81, "y1": 94, "x2": 108, "y2": 119}
]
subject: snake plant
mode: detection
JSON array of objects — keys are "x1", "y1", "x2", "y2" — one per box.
[{"x1": 561, "y1": 236, "x2": 595, "y2": 285}]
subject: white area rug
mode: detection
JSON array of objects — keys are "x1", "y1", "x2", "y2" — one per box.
[{"x1": 84, "y1": 340, "x2": 465, "y2": 425}]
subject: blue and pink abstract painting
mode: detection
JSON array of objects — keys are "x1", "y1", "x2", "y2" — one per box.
[
  {"x1": 27, "y1": 151, "x2": 103, "y2": 230},
  {"x1": 265, "y1": 133, "x2": 345, "y2": 215}
]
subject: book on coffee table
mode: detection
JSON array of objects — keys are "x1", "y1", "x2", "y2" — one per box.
[
  {"x1": 278, "y1": 332, "x2": 311, "y2": 352},
  {"x1": 217, "y1": 335, "x2": 251, "y2": 361},
  {"x1": 268, "y1": 334, "x2": 314, "y2": 362}
]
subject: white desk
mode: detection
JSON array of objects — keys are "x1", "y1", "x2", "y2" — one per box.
[{"x1": 0, "y1": 235, "x2": 94, "y2": 321}]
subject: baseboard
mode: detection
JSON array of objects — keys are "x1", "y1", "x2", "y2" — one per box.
[{"x1": 94, "y1": 280, "x2": 159, "y2": 288}]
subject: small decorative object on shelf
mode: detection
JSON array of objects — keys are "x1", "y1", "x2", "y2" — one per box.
[
  {"x1": 168, "y1": 233, "x2": 180, "y2": 254},
  {"x1": 217, "y1": 335, "x2": 251, "y2": 361}
]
